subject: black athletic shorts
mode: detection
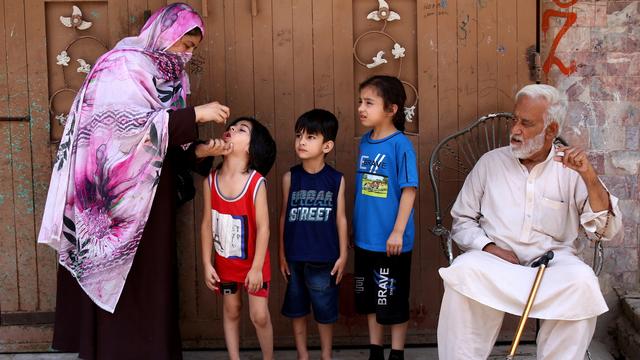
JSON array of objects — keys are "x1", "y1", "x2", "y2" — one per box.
[{"x1": 354, "y1": 246, "x2": 412, "y2": 325}]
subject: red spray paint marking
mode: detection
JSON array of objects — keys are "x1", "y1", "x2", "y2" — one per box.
[
  {"x1": 552, "y1": 0, "x2": 578, "y2": 8},
  {"x1": 542, "y1": 6, "x2": 578, "y2": 76}
]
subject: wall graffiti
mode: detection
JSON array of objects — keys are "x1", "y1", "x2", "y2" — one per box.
[
  {"x1": 458, "y1": 14, "x2": 470, "y2": 41},
  {"x1": 424, "y1": 0, "x2": 449, "y2": 17},
  {"x1": 552, "y1": 0, "x2": 578, "y2": 7},
  {"x1": 542, "y1": 0, "x2": 579, "y2": 75}
]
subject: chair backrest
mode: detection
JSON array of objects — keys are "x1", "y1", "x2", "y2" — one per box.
[
  {"x1": 429, "y1": 112, "x2": 514, "y2": 263},
  {"x1": 429, "y1": 112, "x2": 514, "y2": 235}
]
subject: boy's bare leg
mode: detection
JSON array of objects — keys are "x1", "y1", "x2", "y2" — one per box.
[
  {"x1": 391, "y1": 321, "x2": 408, "y2": 350},
  {"x1": 367, "y1": 314, "x2": 384, "y2": 345},
  {"x1": 248, "y1": 294, "x2": 274, "y2": 360},
  {"x1": 318, "y1": 323, "x2": 334, "y2": 360},
  {"x1": 292, "y1": 317, "x2": 309, "y2": 360},
  {"x1": 222, "y1": 292, "x2": 243, "y2": 360}
]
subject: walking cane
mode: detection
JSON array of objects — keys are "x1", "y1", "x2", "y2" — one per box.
[{"x1": 506, "y1": 250, "x2": 554, "y2": 360}]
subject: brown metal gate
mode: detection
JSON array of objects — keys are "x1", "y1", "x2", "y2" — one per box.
[{"x1": 0, "y1": 0, "x2": 536, "y2": 351}]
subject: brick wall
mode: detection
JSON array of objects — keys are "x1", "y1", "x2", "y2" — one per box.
[{"x1": 541, "y1": 0, "x2": 640, "y2": 341}]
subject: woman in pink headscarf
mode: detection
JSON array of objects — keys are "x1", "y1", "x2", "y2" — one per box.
[{"x1": 38, "y1": 3, "x2": 226, "y2": 359}]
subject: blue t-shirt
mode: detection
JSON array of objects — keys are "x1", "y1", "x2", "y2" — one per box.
[
  {"x1": 354, "y1": 130, "x2": 418, "y2": 253},
  {"x1": 284, "y1": 164, "x2": 343, "y2": 262}
]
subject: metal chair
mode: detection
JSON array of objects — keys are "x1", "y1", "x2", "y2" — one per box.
[{"x1": 428, "y1": 112, "x2": 604, "y2": 359}]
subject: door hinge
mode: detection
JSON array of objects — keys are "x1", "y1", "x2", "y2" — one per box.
[{"x1": 526, "y1": 46, "x2": 542, "y2": 83}]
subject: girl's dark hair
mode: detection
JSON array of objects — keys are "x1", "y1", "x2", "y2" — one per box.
[
  {"x1": 359, "y1": 75, "x2": 407, "y2": 132},
  {"x1": 294, "y1": 109, "x2": 339, "y2": 142},
  {"x1": 225, "y1": 117, "x2": 276, "y2": 176},
  {"x1": 186, "y1": 26, "x2": 203, "y2": 39}
]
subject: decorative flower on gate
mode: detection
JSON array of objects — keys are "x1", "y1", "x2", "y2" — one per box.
[
  {"x1": 57, "y1": 51, "x2": 71, "y2": 66},
  {"x1": 353, "y1": 0, "x2": 419, "y2": 124},
  {"x1": 367, "y1": 0, "x2": 401, "y2": 22},
  {"x1": 404, "y1": 106, "x2": 415, "y2": 123},
  {"x1": 56, "y1": 113, "x2": 68, "y2": 126},
  {"x1": 391, "y1": 43, "x2": 405, "y2": 59},
  {"x1": 60, "y1": 5, "x2": 93, "y2": 30}
]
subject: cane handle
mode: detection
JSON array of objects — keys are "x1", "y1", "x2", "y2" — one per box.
[{"x1": 531, "y1": 251, "x2": 554, "y2": 268}]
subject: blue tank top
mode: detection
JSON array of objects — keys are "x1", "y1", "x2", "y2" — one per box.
[{"x1": 284, "y1": 164, "x2": 342, "y2": 262}]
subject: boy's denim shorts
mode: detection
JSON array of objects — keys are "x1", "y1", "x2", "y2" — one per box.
[{"x1": 281, "y1": 261, "x2": 339, "y2": 324}]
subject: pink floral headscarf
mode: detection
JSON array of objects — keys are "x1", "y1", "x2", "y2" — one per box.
[{"x1": 38, "y1": 3, "x2": 204, "y2": 313}]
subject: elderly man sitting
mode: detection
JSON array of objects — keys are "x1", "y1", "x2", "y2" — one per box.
[{"x1": 437, "y1": 84, "x2": 622, "y2": 360}]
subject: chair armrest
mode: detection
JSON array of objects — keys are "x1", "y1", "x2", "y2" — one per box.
[
  {"x1": 432, "y1": 224, "x2": 453, "y2": 266},
  {"x1": 593, "y1": 240, "x2": 604, "y2": 276}
]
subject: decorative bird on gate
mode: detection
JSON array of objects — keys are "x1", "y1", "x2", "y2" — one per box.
[
  {"x1": 77, "y1": 59, "x2": 91, "y2": 74},
  {"x1": 367, "y1": 51, "x2": 388, "y2": 69}
]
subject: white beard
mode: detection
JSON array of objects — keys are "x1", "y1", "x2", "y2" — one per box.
[{"x1": 510, "y1": 129, "x2": 546, "y2": 159}]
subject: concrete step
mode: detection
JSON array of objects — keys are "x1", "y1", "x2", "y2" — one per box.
[
  {"x1": 619, "y1": 289, "x2": 640, "y2": 332},
  {"x1": 616, "y1": 288, "x2": 640, "y2": 359}
]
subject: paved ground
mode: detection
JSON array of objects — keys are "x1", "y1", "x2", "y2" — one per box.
[
  {"x1": 0, "y1": 342, "x2": 615, "y2": 359},
  {"x1": 0, "y1": 346, "x2": 532, "y2": 360}
]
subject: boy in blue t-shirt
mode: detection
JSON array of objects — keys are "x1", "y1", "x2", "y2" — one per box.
[{"x1": 279, "y1": 109, "x2": 348, "y2": 360}]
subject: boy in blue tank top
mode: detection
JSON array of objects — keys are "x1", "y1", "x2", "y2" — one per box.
[{"x1": 279, "y1": 109, "x2": 348, "y2": 360}]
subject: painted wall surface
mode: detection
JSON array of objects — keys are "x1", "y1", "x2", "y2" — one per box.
[{"x1": 541, "y1": 0, "x2": 640, "y2": 340}]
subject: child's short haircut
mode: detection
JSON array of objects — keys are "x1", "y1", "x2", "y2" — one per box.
[
  {"x1": 226, "y1": 117, "x2": 277, "y2": 176},
  {"x1": 294, "y1": 109, "x2": 339, "y2": 142}
]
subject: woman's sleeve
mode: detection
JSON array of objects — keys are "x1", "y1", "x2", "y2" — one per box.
[
  {"x1": 168, "y1": 107, "x2": 213, "y2": 176},
  {"x1": 184, "y1": 141, "x2": 214, "y2": 176},
  {"x1": 168, "y1": 106, "x2": 198, "y2": 146}
]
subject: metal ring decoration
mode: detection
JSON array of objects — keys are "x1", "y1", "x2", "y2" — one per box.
[
  {"x1": 401, "y1": 80, "x2": 418, "y2": 123},
  {"x1": 352, "y1": 30, "x2": 401, "y2": 72},
  {"x1": 50, "y1": 6, "x2": 109, "y2": 140},
  {"x1": 48, "y1": 87, "x2": 78, "y2": 126},
  {"x1": 64, "y1": 35, "x2": 108, "y2": 53},
  {"x1": 51, "y1": 36, "x2": 108, "y2": 109},
  {"x1": 60, "y1": 36, "x2": 109, "y2": 84},
  {"x1": 48, "y1": 88, "x2": 78, "y2": 116},
  {"x1": 353, "y1": 0, "x2": 419, "y2": 126},
  {"x1": 50, "y1": 36, "x2": 108, "y2": 129}
]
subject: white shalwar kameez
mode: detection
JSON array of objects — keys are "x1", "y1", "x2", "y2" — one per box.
[{"x1": 437, "y1": 146, "x2": 622, "y2": 360}]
